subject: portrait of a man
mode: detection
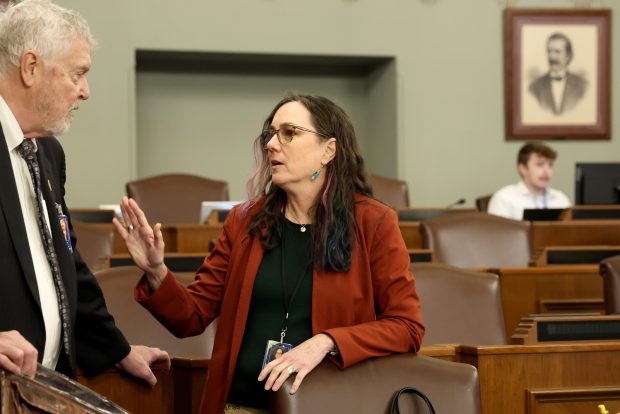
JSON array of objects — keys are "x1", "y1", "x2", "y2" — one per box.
[
  {"x1": 504, "y1": 9, "x2": 610, "y2": 140},
  {"x1": 528, "y1": 32, "x2": 587, "y2": 116}
]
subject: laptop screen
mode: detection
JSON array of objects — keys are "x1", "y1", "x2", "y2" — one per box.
[{"x1": 522, "y1": 208, "x2": 566, "y2": 221}]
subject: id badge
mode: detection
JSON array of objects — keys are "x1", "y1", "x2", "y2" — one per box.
[
  {"x1": 261, "y1": 340, "x2": 292, "y2": 370},
  {"x1": 58, "y1": 214, "x2": 73, "y2": 253}
]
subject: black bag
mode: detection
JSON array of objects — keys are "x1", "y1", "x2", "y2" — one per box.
[{"x1": 390, "y1": 387, "x2": 436, "y2": 414}]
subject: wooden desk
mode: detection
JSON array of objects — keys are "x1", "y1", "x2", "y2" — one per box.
[
  {"x1": 568, "y1": 205, "x2": 620, "y2": 220},
  {"x1": 405, "y1": 219, "x2": 620, "y2": 252},
  {"x1": 532, "y1": 220, "x2": 620, "y2": 252},
  {"x1": 109, "y1": 220, "x2": 620, "y2": 257},
  {"x1": 110, "y1": 252, "x2": 208, "y2": 272},
  {"x1": 398, "y1": 221, "x2": 422, "y2": 249},
  {"x1": 459, "y1": 343, "x2": 620, "y2": 414},
  {"x1": 77, "y1": 361, "x2": 173, "y2": 414},
  {"x1": 78, "y1": 359, "x2": 210, "y2": 414},
  {"x1": 419, "y1": 344, "x2": 458, "y2": 361},
  {"x1": 396, "y1": 207, "x2": 475, "y2": 222},
  {"x1": 535, "y1": 245, "x2": 620, "y2": 266},
  {"x1": 172, "y1": 358, "x2": 209, "y2": 414},
  {"x1": 112, "y1": 224, "x2": 223, "y2": 254},
  {"x1": 492, "y1": 265, "x2": 604, "y2": 336}
]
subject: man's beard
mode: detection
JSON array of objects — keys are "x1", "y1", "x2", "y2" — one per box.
[{"x1": 35, "y1": 89, "x2": 76, "y2": 136}]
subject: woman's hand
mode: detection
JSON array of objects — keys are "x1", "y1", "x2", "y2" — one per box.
[
  {"x1": 112, "y1": 197, "x2": 167, "y2": 290},
  {"x1": 258, "y1": 333, "x2": 335, "y2": 394}
]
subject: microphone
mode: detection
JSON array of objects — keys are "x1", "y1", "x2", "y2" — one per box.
[{"x1": 446, "y1": 198, "x2": 466, "y2": 209}]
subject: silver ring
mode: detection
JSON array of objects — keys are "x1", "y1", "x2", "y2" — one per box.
[
  {"x1": 127, "y1": 224, "x2": 134, "y2": 231},
  {"x1": 286, "y1": 366, "x2": 296, "y2": 375}
]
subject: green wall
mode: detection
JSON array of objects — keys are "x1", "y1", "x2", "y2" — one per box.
[{"x1": 55, "y1": 0, "x2": 618, "y2": 207}]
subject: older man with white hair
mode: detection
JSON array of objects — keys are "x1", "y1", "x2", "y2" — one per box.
[{"x1": 0, "y1": 0, "x2": 169, "y2": 384}]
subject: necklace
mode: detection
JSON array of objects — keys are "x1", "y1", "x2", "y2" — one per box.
[{"x1": 286, "y1": 206, "x2": 308, "y2": 233}]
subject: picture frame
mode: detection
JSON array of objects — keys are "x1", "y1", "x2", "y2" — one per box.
[{"x1": 504, "y1": 9, "x2": 611, "y2": 140}]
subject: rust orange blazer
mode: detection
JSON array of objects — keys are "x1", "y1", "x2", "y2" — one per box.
[{"x1": 136, "y1": 194, "x2": 424, "y2": 414}]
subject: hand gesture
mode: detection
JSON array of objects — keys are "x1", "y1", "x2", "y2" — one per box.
[{"x1": 112, "y1": 197, "x2": 167, "y2": 289}]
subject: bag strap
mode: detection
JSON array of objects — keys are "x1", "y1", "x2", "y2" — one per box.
[{"x1": 390, "y1": 387, "x2": 436, "y2": 414}]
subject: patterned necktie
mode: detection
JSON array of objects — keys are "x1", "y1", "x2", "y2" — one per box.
[{"x1": 17, "y1": 139, "x2": 72, "y2": 367}]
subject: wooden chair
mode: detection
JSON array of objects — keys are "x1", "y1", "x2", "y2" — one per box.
[
  {"x1": 72, "y1": 221, "x2": 115, "y2": 271},
  {"x1": 271, "y1": 353, "x2": 481, "y2": 414},
  {"x1": 368, "y1": 173, "x2": 410, "y2": 208},
  {"x1": 411, "y1": 263, "x2": 507, "y2": 345},
  {"x1": 421, "y1": 211, "x2": 531, "y2": 268},
  {"x1": 601, "y1": 255, "x2": 620, "y2": 314},
  {"x1": 126, "y1": 173, "x2": 229, "y2": 224},
  {"x1": 475, "y1": 194, "x2": 492, "y2": 212}
]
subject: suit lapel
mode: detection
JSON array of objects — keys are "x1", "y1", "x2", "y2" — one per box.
[
  {"x1": 560, "y1": 73, "x2": 577, "y2": 113},
  {"x1": 0, "y1": 125, "x2": 42, "y2": 308},
  {"x1": 541, "y1": 76, "x2": 559, "y2": 114},
  {"x1": 36, "y1": 138, "x2": 77, "y2": 315}
]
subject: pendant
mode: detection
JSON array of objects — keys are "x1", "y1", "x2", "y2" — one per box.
[{"x1": 300, "y1": 225, "x2": 307, "y2": 233}]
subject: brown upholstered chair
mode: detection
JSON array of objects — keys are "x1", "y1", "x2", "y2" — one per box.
[
  {"x1": 94, "y1": 266, "x2": 215, "y2": 358},
  {"x1": 71, "y1": 221, "x2": 114, "y2": 271},
  {"x1": 600, "y1": 255, "x2": 620, "y2": 314},
  {"x1": 475, "y1": 194, "x2": 492, "y2": 212},
  {"x1": 421, "y1": 211, "x2": 531, "y2": 268},
  {"x1": 271, "y1": 353, "x2": 481, "y2": 414},
  {"x1": 411, "y1": 263, "x2": 507, "y2": 345},
  {"x1": 368, "y1": 173, "x2": 410, "y2": 208},
  {"x1": 126, "y1": 173, "x2": 229, "y2": 224}
]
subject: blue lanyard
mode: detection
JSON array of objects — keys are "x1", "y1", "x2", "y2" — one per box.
[{"x1": 532, "y1": 189, "x2": 548, "y2": 209}]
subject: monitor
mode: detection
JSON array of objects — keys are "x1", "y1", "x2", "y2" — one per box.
[
  {"x1": 199, "y1": 201, "x2": 241, "y2": 224},
  {"x1": 575, "y1": 163, "x2": 620, "y2": 205}
]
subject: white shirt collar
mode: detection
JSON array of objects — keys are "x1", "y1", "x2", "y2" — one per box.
[
  {"x1": 0, "y1": 95, "x2": 36, "y2": 153},
  {"x1": 516, "y1": 180, "x2": 547, "y2": 198}
]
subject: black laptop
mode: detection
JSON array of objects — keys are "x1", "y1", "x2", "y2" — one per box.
[{"x1": 522, "y1": 208, "x2": 566, "y2": 221}]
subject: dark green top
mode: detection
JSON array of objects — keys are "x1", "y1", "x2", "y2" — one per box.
[{"x1": 227, "y1": 216, "x2": 313, "y2": 408}]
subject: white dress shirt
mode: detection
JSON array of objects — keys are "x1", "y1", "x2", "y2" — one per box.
[
  {"x1": 0, "y1": 96, "x2": 61, "y2": 369},
  {"x1": 551, "y1": 76, "x2": 567, "y2": 113},
  {"x1": 487, "y1": 180, "x2": 571, "y2": 221}
]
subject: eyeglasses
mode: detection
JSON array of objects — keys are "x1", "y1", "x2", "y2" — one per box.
[{"x1": 261, "y1": 123, "x2": 328, "y2": 146}]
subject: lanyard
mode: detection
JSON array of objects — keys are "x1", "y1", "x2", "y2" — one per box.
[
  {"x1": 279, "y1": 229, "x2": 311, "y2": 343},
  {"x1": 532, "y1": 189, "x2": 548, "y2": 209}
]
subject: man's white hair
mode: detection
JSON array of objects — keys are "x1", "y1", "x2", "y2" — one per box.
[{"x1": 0, "y1": 0, "x2": 96, "y2": 78}]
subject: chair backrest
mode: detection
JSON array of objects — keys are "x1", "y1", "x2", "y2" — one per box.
[
  {"x1": 475, "y1": 194, "x2": 492, "y2": 212},
  {"x1": 72, "y1": 221, "x2": 114, "y2": 272},
  {"x1": 421, "y1": 211, "x2": 531, "y2": 268},
  {"x1": 368, "y1": 174, "x2": 410, "y2": 208},
  {"x1": 94, "y1": 266, "x2": 215, "y2": 358},
  {"x1": 600, "y1": 255, "x2": 620, "y2": 314},
  {"x1": 411, "y1": 263, "x2": 508, "y2": 345},
  {"x1": 126, "y1": 173, "x2": 229, "y2": 224},
  {"x1": 271, "y1": 353, "x2": 481, "y2": 414}
]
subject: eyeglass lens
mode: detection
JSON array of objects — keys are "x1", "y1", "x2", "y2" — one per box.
[{"x1": 262, "y1": 124, "x2": 296, "y2": 146}]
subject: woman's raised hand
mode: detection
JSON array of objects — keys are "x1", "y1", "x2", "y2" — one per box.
[{"x1": 112, "y1": 197, "x2": 167, "y2": 290}]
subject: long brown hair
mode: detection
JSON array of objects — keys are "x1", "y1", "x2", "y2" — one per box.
[{"x1": 246, "y1": 94, "x2": 371, "y2": 272}]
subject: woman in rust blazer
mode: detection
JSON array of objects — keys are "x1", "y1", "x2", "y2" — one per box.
[{"x1": 114, "y1": 94, "x2": 424, "y2": 414}]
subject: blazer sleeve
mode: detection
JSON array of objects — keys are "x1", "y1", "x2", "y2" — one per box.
[
  {"x1": 324, "y1": 205, "x2": 425, "y2": 368},
  {"x1": 47, "y1": 138, "x2": 131, "y2": 376},
  {"x1": 135, "y1": 205, "x2": 238, "y2": 338}
]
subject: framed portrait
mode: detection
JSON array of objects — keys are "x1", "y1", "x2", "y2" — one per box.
[{"x1": 504, "y1": 9, "x2": 611, "y2": 140}]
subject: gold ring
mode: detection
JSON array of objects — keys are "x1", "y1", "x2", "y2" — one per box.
[{"x1": 286, "y1": 366, "x2": 296, "y2": 375}]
